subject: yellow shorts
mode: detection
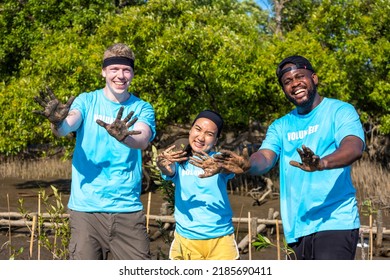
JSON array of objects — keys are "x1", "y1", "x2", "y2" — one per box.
[{"x1": 169, "y1": 231, "x2": 239, "y2": 260}]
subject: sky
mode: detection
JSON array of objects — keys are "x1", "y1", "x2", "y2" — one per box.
[{"x1": 255, "y1": 0, "x2": 272, "y2": 11}]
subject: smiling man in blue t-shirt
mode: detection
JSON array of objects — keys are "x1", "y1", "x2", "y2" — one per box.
[
  {"x1": 213, "y1": 55, "x2": 365, "y2": 260},
  {"x1": 33, "y1": 43, "x2": 156, "y2": 260}
]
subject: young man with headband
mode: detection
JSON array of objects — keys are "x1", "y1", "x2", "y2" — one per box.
[{"x1": 33, "y1": 43, "x2": 156, "y2": 260}]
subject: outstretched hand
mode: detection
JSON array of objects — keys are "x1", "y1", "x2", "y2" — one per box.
[
  {"x1": 156, "y1": 145, "x2": 188, "y2": 175},
  {"x1": 213, "y1": 147, "x2": 251, "y2": 174},
  {"x1": 289, "y1": 145, "x2": 322, "y2": 172},
  {"x1": 33, "y1": 86, "x2": 75, "y2": 127},
  {"x1": 96, "y1": 106, "x2": 141, "y2": 142},
  {"x1": 189, "y1": 151, "x2": 222, "y2": 178}
]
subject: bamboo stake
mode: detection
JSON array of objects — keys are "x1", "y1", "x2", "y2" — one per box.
[
  {"x1": 248, "y1": 212, "x2": 252, "y2": 260},
  {"x1": 369, "y1": 213, "x2": 373, "y2": 260},
  {"x1": 146, "y1": 192, "x2": 152, "y2": 233},
  {"x1": 267, "y1": 208, "x2": 274, "y2": 237},
  {"x1": 235, "y1": 204, "x2": 244, "y2": 241},
  {"x1": 360, "y1": 230, "x2": 366, "y2": 260},
  {"x1": 38, "y1": 192, "x2": 41, "y2": 260},
  {"x1": 7, "y1": 194, "x2": 11, "y2": 257},
  {"x1": 29, "y1": 215, "x2": 37, "y2": 259},
  {"x1": 375, "y1": 209, "x2": 383, "y2": 256},
  {"x1": 275, "y1": 218, "x2": 280, "y2": 260},
  {"x1": 53, "y1": 229, "x2": 57, "y2": 260}
]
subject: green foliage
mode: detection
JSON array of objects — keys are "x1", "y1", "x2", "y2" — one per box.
[
  {"x1": 94, "y1": 0, "x2": 272, "y2": 128},
  {"x1": 0, "y1": 0, "x2": 117, "y2": 81},
  {"x1": 280, "y1": 0, "x2": 322, "y2": 33},
  {"x1": 0, "y1": 0, "x2": 116, "y2": 156},
  {"x1": 146, "y1": 145, "x2": 176, "y2": 213},
  {"x1": 361, "y1": 199, "x2": 377, "y2": 217},
  {"x1": 39, "y1": 186, "x2": 70, "y2": 260},
  {"x1": 0, "y1": 240, "x2": 24, "y2": 260},
  {"x1": 0, "y1": 0, "x2": 389, "y2": 156},
  {"x1": 307, "y1": 0, "x2": 390, "y2": 134},
  {"x1": 18, "y1": 186, "x2": 71, "y2": 260},
  {"x1": 252, "y1": 233, "x2": 296, "y2": 259},
  {"x1": 155, "y1": 220, "x2": 173, "y2": 245},
  {"x1": 252, "y1": 233, "x2": 272, "y2": 250}
]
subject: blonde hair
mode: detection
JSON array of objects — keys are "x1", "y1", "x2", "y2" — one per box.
[{"x1": 103, "y1": 43, "x2": 135, "y2": 60}]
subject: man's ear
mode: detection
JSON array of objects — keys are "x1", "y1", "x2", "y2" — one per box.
[
  {"x1": 312, "y1": 73, "x2": 319, "y2": 85},
  {"x1": 102, "y1": 69, "x2": 106, "y2": 78}
]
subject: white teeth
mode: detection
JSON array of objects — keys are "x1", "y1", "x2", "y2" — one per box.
[
  {"x1": 295, "y1": 89, "x2": 305, "y2": 95},
  {"x1": 194, "y1": 141, "x2": 203, "y2": 148}
]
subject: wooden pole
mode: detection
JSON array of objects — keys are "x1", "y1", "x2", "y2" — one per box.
[
  {"x1": 29, "y1": 215, "x2": 37, "y2": 259},
  {"x1": 275, "y1": 218, "x2": 280, "y2": 260},
  {"x1": 248, "y1": 212, "x2": 252, "y2": 260},
  {"x1": 7, "y1": 194, "x2": 11, "y2": 257},
  {"x1": 146, "y1": 192, "x2": 152, "y2": 233},
  {"x1": 369, "y1": 213, "x2": 373, "y2": 260},
  {"x1": 375, "y1": 209, "x2": 383, "y2": 256},
  {"x1": 360, "y1": 230, "x2": 366, "y2": 260},
  {"x1": 267, "y1": 208, "x2": 274, "y2": 238},
  {"x1": 53, "y1": 229, "x2": 57, "y2": 260},
  {"x1": 38, "y1": 192, "x2": 41, "y2": 260},
  {"x1": 235, "y1": 204, "x2": 244, "y2": 241}
]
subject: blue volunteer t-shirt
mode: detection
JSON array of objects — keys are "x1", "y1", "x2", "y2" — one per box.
[
  {"x1": 162, "y1": 153, "x2": 235, "y2": 240},
  {"x1": 260, "y1": 97, "x2": 365, "y2": 243},
  {"x1": 67, "y1": 89, "x2": 156, "y2": 212}
]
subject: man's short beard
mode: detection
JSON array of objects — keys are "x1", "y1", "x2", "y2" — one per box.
[
  {"x1": 289, "y1": 88, "x2": 316, "y2": 108},
  {"x1": 286, "y1": 80, "x2": 317, "y2": 110}
]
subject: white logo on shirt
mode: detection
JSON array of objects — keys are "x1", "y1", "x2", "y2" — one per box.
[
  {"x1": 287, "y1": 125, "x2": 319, "y2": 141},
  {"x1": 94, "y1": 114, "x2": 115, "y2": 124},
  {"x1": 181, "y1": 169, "x2": 204, "y2": 176}
]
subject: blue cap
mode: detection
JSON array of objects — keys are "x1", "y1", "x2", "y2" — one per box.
[{"x1": 192, "y1": 110, "x2": 224, "y2": 138}]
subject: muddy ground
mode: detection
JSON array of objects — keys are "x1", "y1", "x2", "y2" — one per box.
[{"x1": 0, "y1": 177, "x2": 389, "y2": 260}]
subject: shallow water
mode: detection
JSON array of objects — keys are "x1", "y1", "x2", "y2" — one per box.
[{"x1": 0, "y1": 177, "x2": 71, "y2": 213}]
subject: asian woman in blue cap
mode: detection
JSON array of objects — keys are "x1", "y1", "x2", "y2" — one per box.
[{"x1": 156, "y1": 110, "x2": 239, "y2": 260}]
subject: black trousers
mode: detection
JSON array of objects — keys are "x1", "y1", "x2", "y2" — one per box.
[{"x1": 288, "y1": 229, "x2": 359, "y2": 260}]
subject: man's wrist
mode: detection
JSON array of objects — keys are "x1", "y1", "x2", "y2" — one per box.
[
  {"x1": 318, "y1": 159, "x2": 327, "y2": 171},
  {"x1": 51, "y1": 121, "x2": 62, "y2": 130},
  {"x1": 120, "y1": 135, "x2": 128, "y2": 143},
  {"x1": 242, "y1": 161, "x2": 251, "y2": 174}
]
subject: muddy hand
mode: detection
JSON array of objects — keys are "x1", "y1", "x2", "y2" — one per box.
[
  {"x1": 33, "y1": 86, "x2": 75, "y2": 127},
  {"x1": 289, "y1": 145, "x2": 321, "y2": 172},
  {"x1": 156, "y1": 145, "x2": 188, "y2": 174},
  {"x1": 213, "y1": 147, "x2": 251, "y2": 174},
  {"x1": 96, "y1": 106, "x2": 141, "y2": 142},
  {"x1": 190, "y1": 151, "x2": 221, "y2": 178},
  {"x1": 157, "y1": 145, "x2": 188, "y2": 165}
]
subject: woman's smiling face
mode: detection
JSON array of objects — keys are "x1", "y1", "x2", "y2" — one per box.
[{"x1": 189, "y1": 118, "x2": 218, "y2": 154}]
